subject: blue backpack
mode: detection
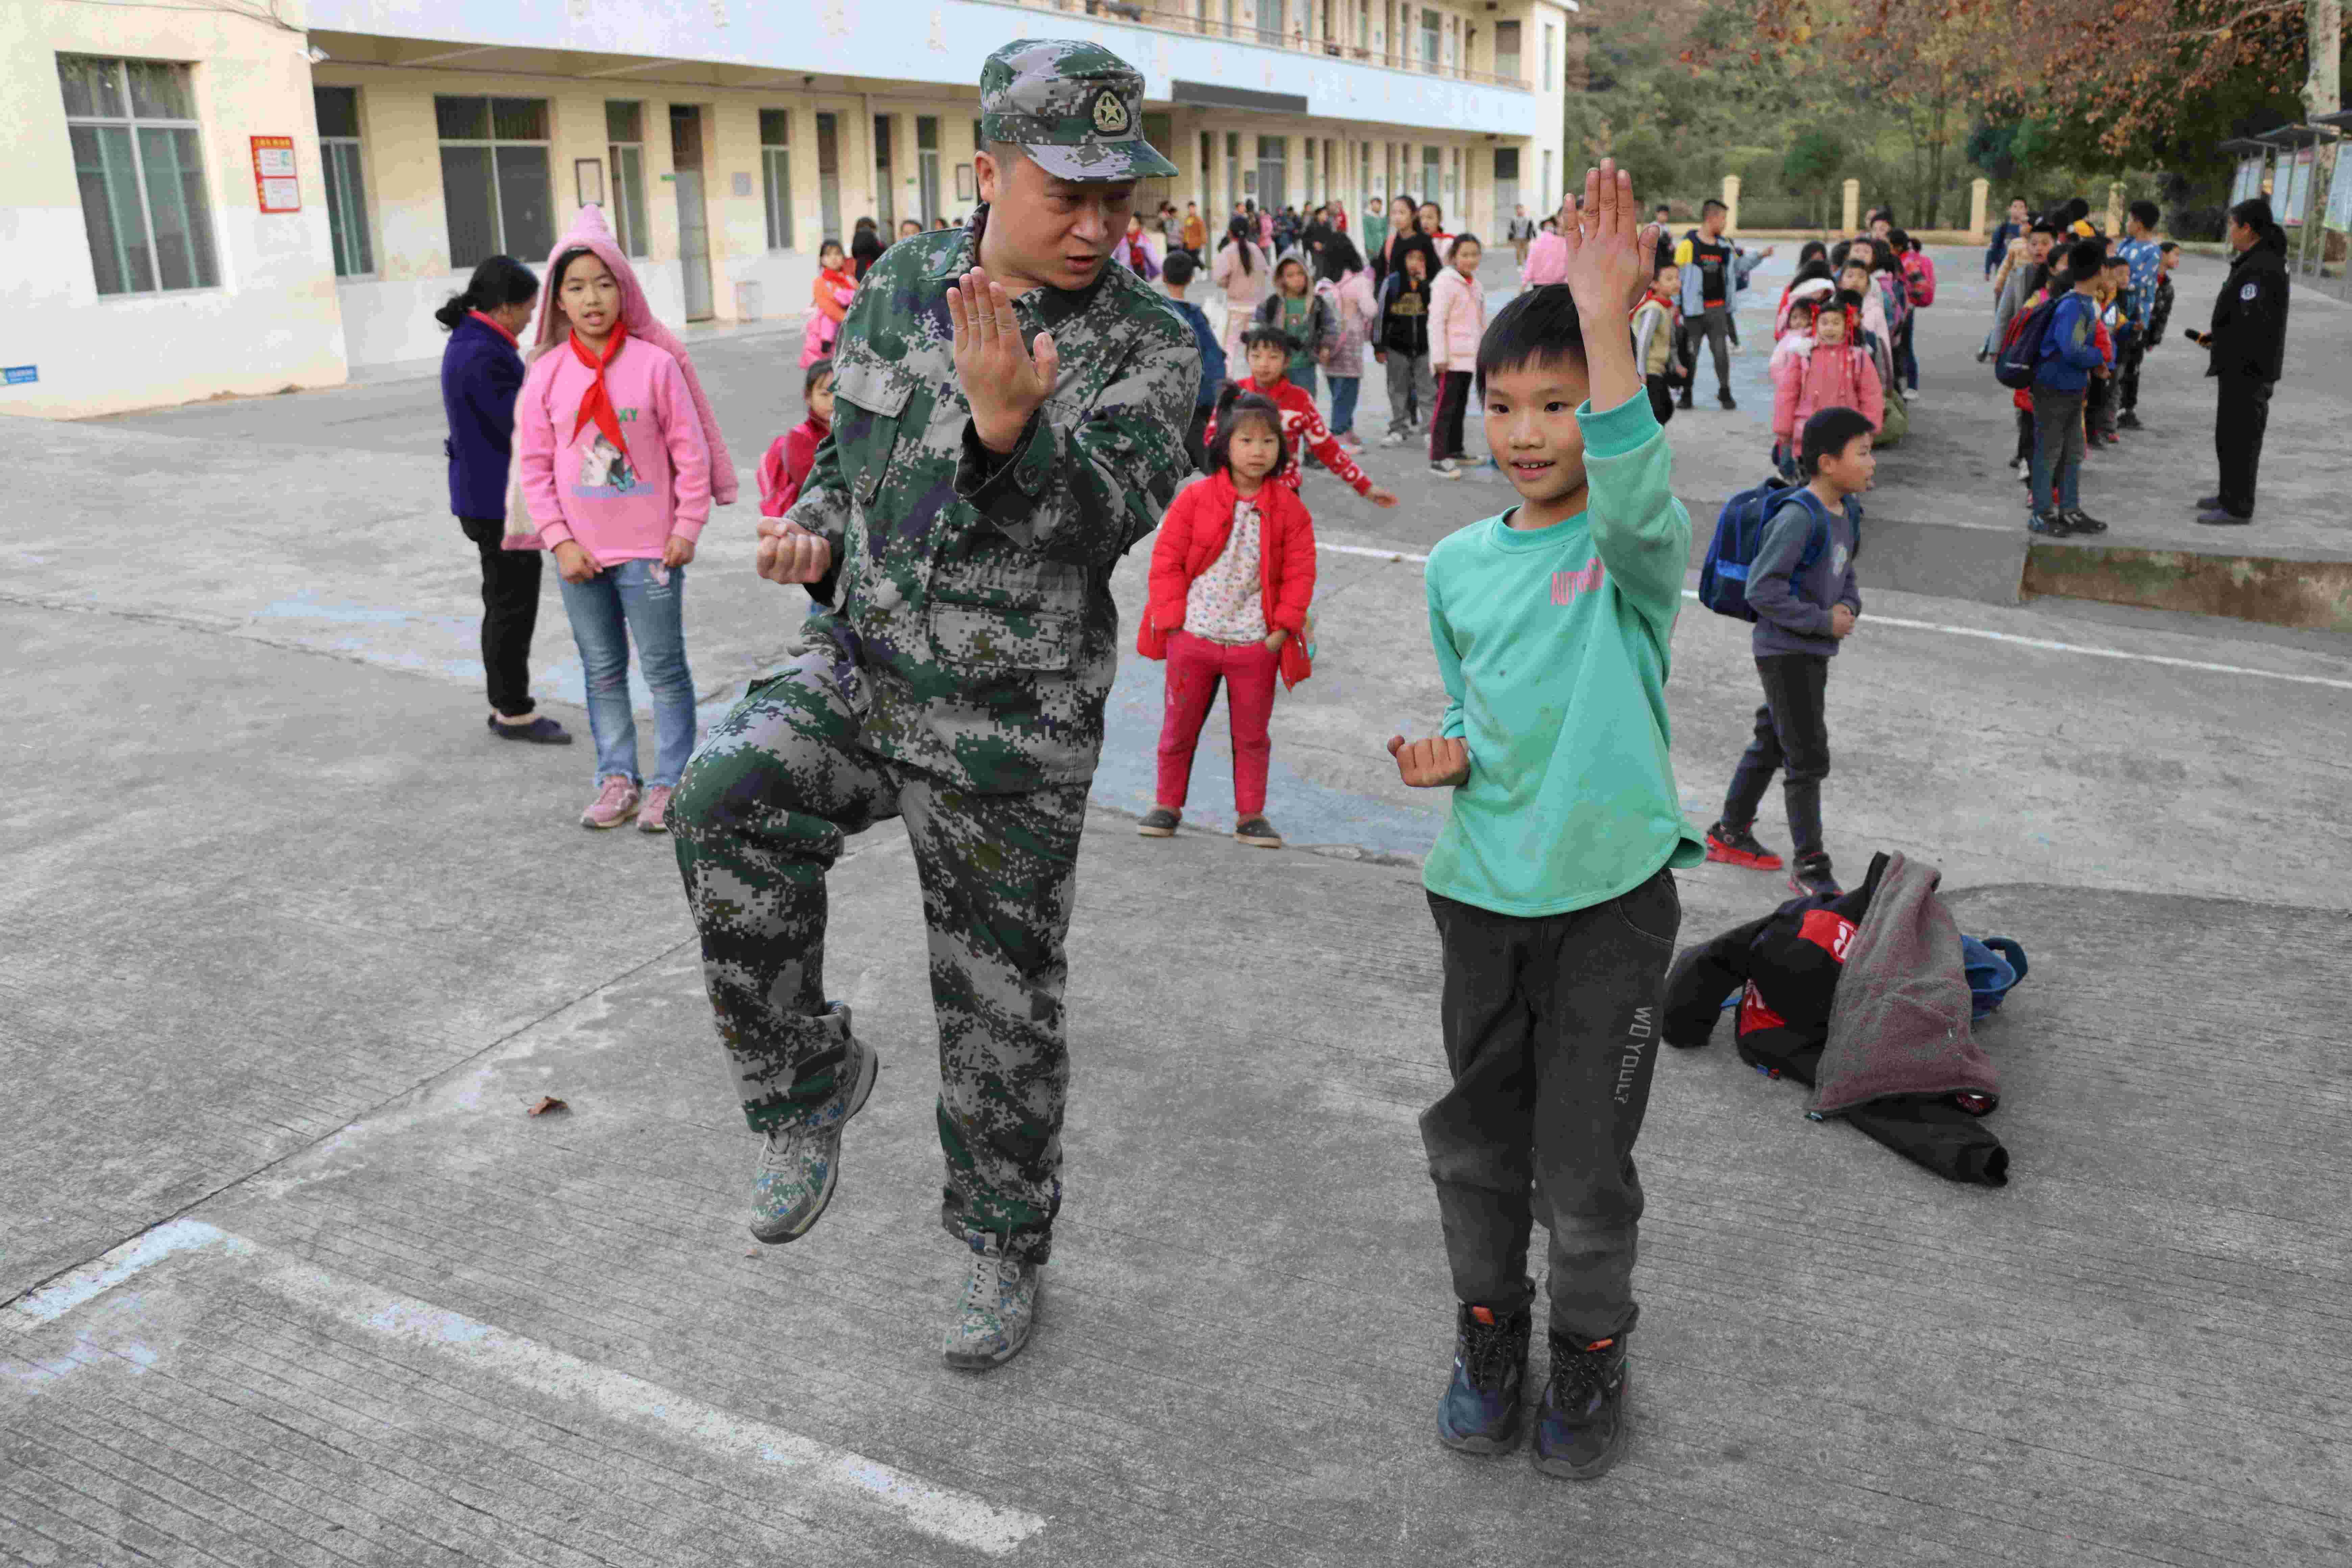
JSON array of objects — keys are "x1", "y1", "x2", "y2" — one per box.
[
  {"x1": 1992, "y1": 295, "x2": 2061, "y2": 390},
  {"x1": 1699, "y1": 482, "x2": 1829, "y2": 622}
]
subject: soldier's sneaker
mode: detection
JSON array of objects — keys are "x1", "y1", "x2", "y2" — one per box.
[
  {"x1": 1438, "y1": 1303, "x2": 1530, "y2": 1454},
  {"x1": 1530, "y1": 1330, "x2": 1631, "y2": 1479},
  {"x1": 580, "y1": 776, "x2": 641, "y2": 829},
  {"x1": 1137, "y1": 806, "x2": 1181, "y2": 838},
  {"x1": 943, "y1": 1234, "x2": 1038, "y2": 1370},
  {"x1": 748, "y1": 1005, "x2": 878, "y2": 1245}
]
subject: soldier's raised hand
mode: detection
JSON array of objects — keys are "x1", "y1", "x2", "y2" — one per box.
[
  {"x1": 756, "y1": 516, "x2": 832, "y2": 586},
  {"x1": 948, "y1": 267, "x2": 1061, "y2": 455}
]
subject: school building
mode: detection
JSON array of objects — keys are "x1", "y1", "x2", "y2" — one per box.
[{"x1": 2, "y1": 0, "x2": 1572, "y2": 419}]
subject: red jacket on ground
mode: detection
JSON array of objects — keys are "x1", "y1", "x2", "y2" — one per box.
[{"x1": 1138, "y1": 470, "x2": 1317, "y2": 688}]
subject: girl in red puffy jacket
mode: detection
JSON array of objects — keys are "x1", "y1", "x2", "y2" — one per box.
[{"x1": 1135, "y1": 387, "x2": 1317, "y2": 851}]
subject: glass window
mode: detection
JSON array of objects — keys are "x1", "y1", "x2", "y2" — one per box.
[
  {"x1": 1493, "y1": 21, "x2": 1520, "y2": 81},
  {"x1": 760, "y1": 108, "x2": 794, "y2": 251},
  {"x1": 605, "y1": 101, "x2": 648, "y2": 257},
  {"x1": 436, "y1": 94, "x2": 553, "y2": 270},
  {"x1": 314, "y1": 87, "x2": 373, "y2": 277},
  {"x1": 917, "y1": 115, "x2": 941, "y2": 227},
  {"x1": 873, "y1": 114, "x2": 893, "y2": 230},
  {"x1": 815, "y1": 112, "x2": 841, "y2": 246},
  {"x1": 1420, "y1": 9, "x2": 1440, "y2": 69},
  {"x1": 58, "y1": 55, "x2": 218, "y2": 296}
]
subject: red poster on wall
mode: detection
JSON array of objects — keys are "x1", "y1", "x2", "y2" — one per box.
[{"x1": 252, "y1": 136, "x2": 300, "y2": 213}]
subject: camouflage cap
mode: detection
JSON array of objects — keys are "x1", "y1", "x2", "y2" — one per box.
[{"x1": 979, "y1": 39, "x2": 1177, "y2": 182}]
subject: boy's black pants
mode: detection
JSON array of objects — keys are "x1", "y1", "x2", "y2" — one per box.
[
  {"x1": 1645, "y1": 373, "x2": 1675, "y2": 426},
  {"x1": 2118, "y1": 341, "x2": 2147, "y2": 414},
  {"x1": 459, "y1": 516, "x2": 542, "y2": 717},
  {"x1": 1430, "y1": 369, "x2": 1473, "y2": 461},
  {"x1": 1421, "y1": 869, "x2": 1680, "y2": 1343},
  {"x1": 1184, "y1": 403, "x2": 1213, "y2": 472},
  {"x1": 1721, "y1": 653, "x2": 1832, "y2": 863}
]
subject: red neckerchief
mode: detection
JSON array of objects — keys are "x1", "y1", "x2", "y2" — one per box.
[
  {"x1": 817, "y1": 266, "x2": 855, "y2": 294},
  {"x1": 568, "y1": 322, "x2": 631, "y2": 456},
  {"x1": 467, "y1": 309, "x2": 519, "y2": 347}
]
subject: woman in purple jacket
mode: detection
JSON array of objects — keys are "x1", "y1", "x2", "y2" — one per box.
[{"x1": 438, "y1": 255, "x2": 569, "y2": 743}]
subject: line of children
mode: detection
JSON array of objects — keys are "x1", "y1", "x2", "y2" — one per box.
[
  {"x1": 1389, "y1": 161, "x2": 1701, "y2": 1481},
  {"x1": 513, "y1": 205, "x2": 733, "y2": 833},
  {"x1": 1770, "y1": 291, "x2": 1883, "y2": 479},
  {"x1": 1704, "y1": 406, "x2": 1872, "y2": 899},
  {"x1": 1427, "y1": 234, "x2": 1488, "y2": 478},
  {"x1": 1135, "y1": 386, "x2": 1318, "y2": 850}
]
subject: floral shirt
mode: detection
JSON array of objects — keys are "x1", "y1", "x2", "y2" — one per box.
[{"x1": 1183, "y1": 498, "x2": 1268, "y2": 642}]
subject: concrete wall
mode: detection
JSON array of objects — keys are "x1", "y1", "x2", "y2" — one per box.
[{"x1": 1, "y1": 0, "x2": 348, "y2": 418}]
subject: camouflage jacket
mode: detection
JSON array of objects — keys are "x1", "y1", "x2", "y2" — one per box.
[{"x1": 787, "y1": 215, "x2": 1200, "y2": 792}]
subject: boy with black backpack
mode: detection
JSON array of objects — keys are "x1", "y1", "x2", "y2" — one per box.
[{"x1": 1703, "y1": 406, "x2": 1870, "y2": 899}]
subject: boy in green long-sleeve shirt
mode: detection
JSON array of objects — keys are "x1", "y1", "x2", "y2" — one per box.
[{"x1": 1386, "y1": 161, "x2": 1703, "y2": 1481}]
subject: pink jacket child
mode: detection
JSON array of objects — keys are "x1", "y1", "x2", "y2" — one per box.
[
  {"x1": 1428, "y1": 263, "x2": 1487, "y2": 367},
  {"x1": 503, "y1": 204, "x2": 737, "y2": 551},
  {"x1": 1770, "y1": 330, "x2": 1885, "y2": 446}
]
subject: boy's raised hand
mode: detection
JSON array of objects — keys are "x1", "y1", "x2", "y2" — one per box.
[
  {"x1": 1387, "y1": 734, "x2": 1470, "y2": 788},
  {"x1": 1558, "y1": 159, "x2": 1661, "y2": 322}
]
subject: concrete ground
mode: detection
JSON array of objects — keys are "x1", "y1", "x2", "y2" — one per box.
[{"x1": 8, "y1": 253, "x2": 2352, "y2": 1565}]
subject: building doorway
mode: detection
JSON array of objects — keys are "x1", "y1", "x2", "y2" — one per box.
[{"x1": 668, "y1": 104, "x2": 713, "y2": 320}]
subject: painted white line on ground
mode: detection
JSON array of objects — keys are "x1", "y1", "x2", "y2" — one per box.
[
  {"x1": 1313, "y1": 542, "x2": 2352, "y2": 693},
  {"x1": 8, "y1": 1221, "x2": 1047, "y2": 1557},
  {"x1": 7, "y1": 1218, "x2": 248, "y2": 1328}
]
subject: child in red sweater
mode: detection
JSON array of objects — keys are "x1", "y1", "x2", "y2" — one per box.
[
  {"x1": 758, "y1": 358, "x2": 833, "y2": 518},
  {"x1": 1135, "y1": 387, "x2": 1320, "y2": 849},
  {"x1": 1206, "y1": 326, "x2": 1400, "y2": 508}
]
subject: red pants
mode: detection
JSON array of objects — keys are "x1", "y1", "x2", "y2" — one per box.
[{"x1": 1155, "y1": 631, "x2": 1279, "y2": 815}]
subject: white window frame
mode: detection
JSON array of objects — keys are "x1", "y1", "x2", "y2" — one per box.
[
  {"x1": 760, "y1": 108, "x2": 794, "y2": 251},
  {"x1": 315, "y1": 85, "x2": 375, "y2": 280},
  {"x1": 59, "y1": 54, "x2": 220, "y2": 298},
  {"x1": 607, "y1": 100, "x2": 649, "y2": 258},
  {"x1": 435, "y1": 94, "x2": 553, "y2": 272}
]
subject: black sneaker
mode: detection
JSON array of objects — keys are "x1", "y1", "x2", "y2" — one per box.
[
  {"x1": 1530, "y1": 1330, "x2": 1631, "y2": 1479},
  {"x1": 1438, "y1": 1304, "x2": 1530, "y2": 1454},
  {"x1": 2117, "y1": 411, "x2": 2142, "y2": 430},
  {"x1": 2027, "y1": 510, "x2": 2075, "y2": 537},
  {"x1": 1717, "y1": 390, "x2": 1738, "y2": 410},
  {"x1": 1704, "y1": 820, "x2": 1784, "y2": 872},
  {"x1": 2061, "y1": 508, "x2": 2108, "y2": 535},
  {"x1": 1676, "y1": 394, "x2": 1694, "y2": 410},
  {"x1": 1789, "y1": 855, "x2": 1841, "y2": 899},
  {"x1": 2192, "y1": 494, "x2": 2223, "y2": 512},
  {"x1": 1136, "y1": 807, "x2": 1180, "y2": 838}
]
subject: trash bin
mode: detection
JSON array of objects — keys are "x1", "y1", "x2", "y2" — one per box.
[{"x1": 734, "y1": 280, "x2": 763, "y2": 322}]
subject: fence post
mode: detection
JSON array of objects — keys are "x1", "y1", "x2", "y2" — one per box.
[
  {"x1": 2106, "y1": 180, "x2": 2127, "y2": 238},
  {"x1": 1841, "y1": 178, "x2": 1860, "y2": 234},
  {"x1": 1721, "y1": 174, "x2": 1740, "y2": 232},
  {"x1": 1968, "y1": 178, "x2": 1989, "y2": 243}
]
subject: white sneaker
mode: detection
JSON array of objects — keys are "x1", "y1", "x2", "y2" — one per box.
[
  {"x1": 1379, "y1": 431, "x2": 1407, "y2": 446},
  {"x1": 1430, "y1": 459, "x2": 1460, "y2": 479}
]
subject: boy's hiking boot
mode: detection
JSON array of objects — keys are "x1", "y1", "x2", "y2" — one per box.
[
  {"x1": 580, "y1": 776, "x2": 641, "y2": 829},
  {"x1": 748, "y1": 1005, "x2": 877, "y2": 1245},
  {"x1": 1137, "y1": 806, "x2": 1181, "y2": 838},
  {"x1": 1705, "y1": 820, "x2": 1784, "y2": 872},
  {"x1": 1789, "y1": 855, "x2": 1842, "y2": 900},
  {"x1": 1233, "y1": 815, "x2": 1283, "y2": 849},
  {"x1": 2027, "y1": 510, "x2": 2075, "y2": 537},
  {"x1": 2061, "y1": 508, "x2": 2108, "y2": 535},
  {"x1": 943, "y1": 1234, "x2": 1038, "y2": 1371},
  {"x1": 1438, "y1": 1304, "x2": 1531, "y2": 1454},
  {"x1": 1531, "y1": 1330, "x2": 1632, "y2": 1480}
]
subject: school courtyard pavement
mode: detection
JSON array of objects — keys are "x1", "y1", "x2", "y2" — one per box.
[{"x1": 6, "y1": 261, "x2": 2352, "y2": 1565}]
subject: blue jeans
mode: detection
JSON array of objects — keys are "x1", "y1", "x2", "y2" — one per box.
[
  {"x1": 1288, "y1": 363, "x2": 1318, "y2": 403},
  {"x1": 558, "y1": 558, "x2": 697, "y2": 788},
  {"x1": 1895, "y1": 314, "x2": 1919, "y2": 391},
  {"x1": 1327, "y1": 373, "x2": 1360, "y2": 436}
]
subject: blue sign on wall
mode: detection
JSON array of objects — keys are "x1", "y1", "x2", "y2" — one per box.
[{"x1": 2, "y1": 366, "x2": 35, "y2": 386}]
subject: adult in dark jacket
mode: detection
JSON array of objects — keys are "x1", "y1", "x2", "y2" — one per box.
[
  {"x1": 2191, "y1": 198, "x2": 2289, "y2": 525},
  {"x1": 437, "y1": 255, "x2": 569, "y2": 744},
  {"x1": 849, "y1": 216, "x2": 884, "y2": 279}
]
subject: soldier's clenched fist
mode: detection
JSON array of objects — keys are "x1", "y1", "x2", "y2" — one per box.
[
  {"x1": 756, "y1": 516, "x2": 832, "y2": 585},
  {"x1": 1388, "y1": 734, "x2": 1471, "y2": 788}
]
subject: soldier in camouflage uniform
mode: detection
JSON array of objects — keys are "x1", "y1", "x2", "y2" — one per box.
[{"x1": 669, "y1": 39, "x2": 1196, "y2": 1371}]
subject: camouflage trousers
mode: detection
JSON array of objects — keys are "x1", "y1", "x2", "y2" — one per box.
[{"x1": 669, "y1": 648, "x2": 1085, "y2": 1264}]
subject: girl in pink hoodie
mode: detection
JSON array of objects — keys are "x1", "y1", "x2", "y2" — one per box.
[
  {"x1": 516, "y1": 206, "x2": 731, "y2": 833},
  {"x1": 1770, "y1": 294, "x2": 1883, "y2": 477}
]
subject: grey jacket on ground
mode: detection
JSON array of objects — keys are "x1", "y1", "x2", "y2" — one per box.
[
  {"x1": 1747, "y1": 488, "x2": 1861, "y2": 658},
  {"x1": 1814, "y1": 850, "x2": 1999, "y2": 1118}
]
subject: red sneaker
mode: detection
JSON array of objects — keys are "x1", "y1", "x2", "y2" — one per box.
[{"x1": 1705, "y1": 822, "x2": 1784, "y2": 871}]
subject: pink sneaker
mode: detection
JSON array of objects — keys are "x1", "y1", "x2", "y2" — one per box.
[
  {"x1": 637, "y1": 783, "x2": 675, "y2": 833},
  {"x1": 580, "y1": 776, "x2": 640, "y2": 830}
]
